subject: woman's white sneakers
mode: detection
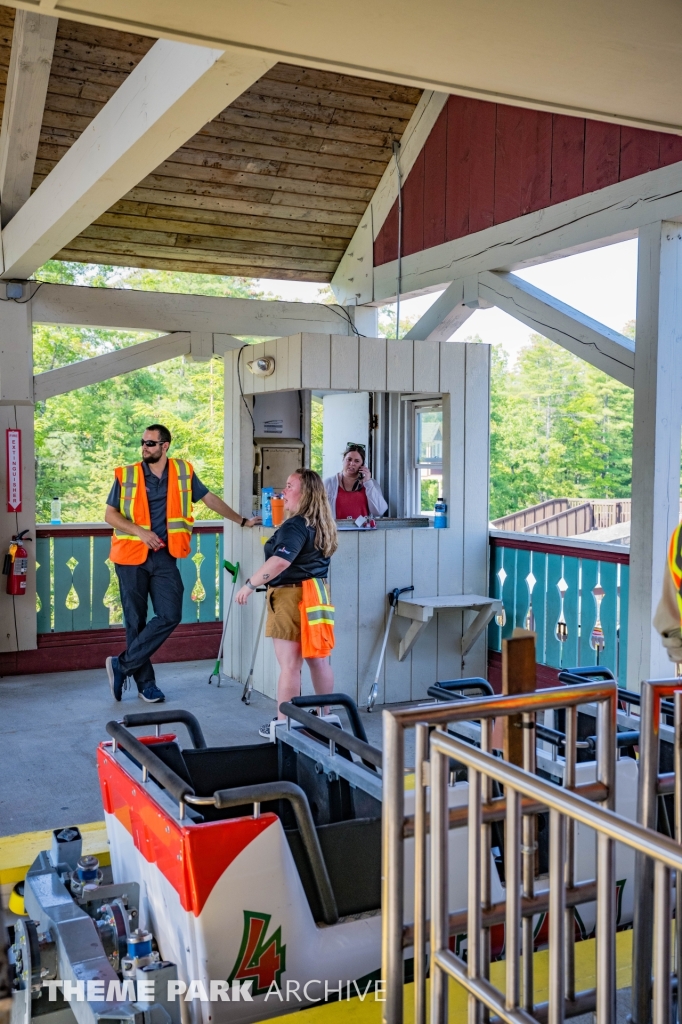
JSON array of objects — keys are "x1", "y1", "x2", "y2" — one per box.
[{"x1": 258, "y1": 718, "x2": 277, "y2": 738}]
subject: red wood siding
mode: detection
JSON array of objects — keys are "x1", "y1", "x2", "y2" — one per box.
[{"x1": 375, "y1": 94, "x2": 682, "y2": 266}]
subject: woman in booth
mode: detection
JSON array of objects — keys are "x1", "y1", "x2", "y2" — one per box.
[{"x1": 324, "y1": 443, "x2": 388, "y2": 521}]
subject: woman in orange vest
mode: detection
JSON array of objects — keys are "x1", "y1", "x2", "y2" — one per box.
[
  {"x1": 654, "y1": 521, "x2": 682, "y2": 663},
  {"x1": 104, "y1": 424, "x2": 260, "y2": 703},
  {"x1": 235, "y1": 468, "x2": 337, "y2": 738}
]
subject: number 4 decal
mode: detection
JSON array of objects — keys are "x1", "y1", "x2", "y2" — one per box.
[{"x1": 228, "y1": 911, "x2": 286, "y2": 996}]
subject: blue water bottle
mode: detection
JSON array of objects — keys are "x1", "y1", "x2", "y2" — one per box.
[
  {"x1": 261, "y1": 488, "x2": 274, "y2": 527},
  {"x1": 434, "y1": 497, "x2": 447, "y2": 528}
]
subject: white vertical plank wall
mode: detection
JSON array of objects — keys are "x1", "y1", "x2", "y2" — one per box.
[
  {"x1": 331, "y1": 334, "x2": 359, "y2": 391},
  {"x1": 222, "y1": 334, "x2": 491, "y2": 703}
]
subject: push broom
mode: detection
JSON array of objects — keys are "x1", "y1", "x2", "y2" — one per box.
[{"x1": 208, "y1": 560, "x2": 239, "y2": 686}]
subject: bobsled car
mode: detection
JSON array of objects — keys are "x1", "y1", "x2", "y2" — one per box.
[{"x1": 12, "y1": 678, "x2": 649, "y2": 1024}]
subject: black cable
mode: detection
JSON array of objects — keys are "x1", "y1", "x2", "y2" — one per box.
[
  {"x1": 237, "y1": 345, "x2": 255, "y2": 438},
  {"x1": 318, "y1": 303, "x2": 365, "y2": 338}
]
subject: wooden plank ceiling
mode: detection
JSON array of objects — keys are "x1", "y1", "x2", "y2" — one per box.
[{"x1": 0, "y1": 6, "x2": 421, "y2": 281}]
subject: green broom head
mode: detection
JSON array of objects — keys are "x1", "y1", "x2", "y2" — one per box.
[{"x1": 223, "y1": 560, "x2": 239, "y2": 580}]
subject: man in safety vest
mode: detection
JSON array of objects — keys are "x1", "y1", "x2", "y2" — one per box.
[
  {"x1": 104, "y1": 424, "x2": 260, "y2": 703},
  {"x1": 654, "y1": 522, "x2": 682, "y2": 663}
]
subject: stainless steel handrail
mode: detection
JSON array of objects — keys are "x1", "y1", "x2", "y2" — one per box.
[
  {"x1": 382, "y1": 681, "x2": 618, "y2": 1024},
  {"x1": 631, "y1": 678, "x2": 682, "y2": 1024},
  {"x1": 427, "y1": 733, "x2": 682, "y2": 1024}
]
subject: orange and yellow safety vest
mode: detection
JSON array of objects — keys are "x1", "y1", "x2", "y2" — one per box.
[
  {"x1": 668, "y1": 522, "x2": 682, "y2": 622},
  {"x1": 110, "y1": 459, "x2": 194, "y2": 565},
  {"x1": 299, "y1": 578, "x2": 335, "y2": 658}
]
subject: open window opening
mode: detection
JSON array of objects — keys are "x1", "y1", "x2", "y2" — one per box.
[{"x1": 412, "y1": 401, "x2": 443, "y2": 517}]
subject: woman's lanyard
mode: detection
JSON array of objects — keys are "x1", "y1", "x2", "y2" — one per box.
[{"x1": 339, "y1": 472, "x2": 364, "y2": 493}]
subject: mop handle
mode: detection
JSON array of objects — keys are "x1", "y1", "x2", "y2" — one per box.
[{"x1": 215, "y1": 561, "x2": 240, "y2": 662}]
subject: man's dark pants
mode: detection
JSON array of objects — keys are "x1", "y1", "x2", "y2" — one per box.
[{"x1": 114, "y1": 548, "x2": 184, "y2": 691}]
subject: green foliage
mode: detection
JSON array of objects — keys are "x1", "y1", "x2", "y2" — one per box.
[
  {"x1": 310, "y1": 398, "x2": 323, "y2": 474},
  {"x1": 489, "y1": 333, "x2": 634, "y2": 520},
  {"x1": 421, "y1": 478, "x2": 439, "y2": 511},
  {"x1": 378, "y1": 306, "x2": 419, "y2": 339},
  {"x1": 33, "y1": 262, "x2": 265, "y2": 523}
]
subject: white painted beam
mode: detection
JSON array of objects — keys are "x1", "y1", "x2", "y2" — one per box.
[
  {"x1": 212, "y1": 334, "x2": 243, "y2": 355},
  {"x1": 8, "y1": 0, "x2": 682, "y2": 138},
  {"x1": 478, "y1": 271, "x2": 635, "y2": 387},
  {"x1": 627, "y1": 222, "x2": 682, "y2": 690},
  {"x1": 403, "y1": 279, "x2": 474, "y2": 342},
  {"x1": 31, "y1": 284, "x2": 354, "y2": 337},
  {"x1": 0, "y1": 11, "x2": 57, "y2": 229},
  {"x1": 33, "y1": 332, "x2": 191, "y2": 400},
  {"x1": 1, "y1": 41, "x2": 275, "y2": 280},
  {"x1": 373, "y1": 160, "x2": 682, "y2": 302}
]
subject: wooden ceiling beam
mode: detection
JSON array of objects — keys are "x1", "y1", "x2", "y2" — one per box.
[
  {"x1": 94, "y1": 210, "x2": 355, "y2": 245},
  {"x1": 0, "y1": 12, "x2": 420, "y2": 281},
  {"x1": 1, "y1": 39, "x2": 276, "y2": 278},
  {"x1": 0, "y1": 10, "x2": 57, "y2": 224},
  {"x1": 214, "y1": 106, "x2": 398, "y2": 148},
  {"x1": 56, "y1": 251, "x2": 332, "y2": 281},
  {"x1": 60, "y1": 235, "x2": 341, "y2": 272},
  {"x1": 123, "y1": 188, "x2": 363, "y2": 224}
]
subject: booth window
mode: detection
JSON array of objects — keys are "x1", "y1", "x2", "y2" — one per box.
[{"x1": 413, "y1": 402, "x2": 443, "y2": 515}]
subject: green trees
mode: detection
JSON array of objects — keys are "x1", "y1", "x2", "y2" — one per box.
[
  {"x1": 33, "y1": 263, "x2": 266, "y2": 522},
  {"x1": 489, "y1": 332, "x2": 634, "y2": 520},
  {"x1": 32, "y1": 259, "x2": 635, "y2": 524}
]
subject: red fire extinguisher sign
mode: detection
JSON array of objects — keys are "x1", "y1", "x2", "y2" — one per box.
[{"x1": 6, "y1": 428, "x2": 21, "y2": 513}]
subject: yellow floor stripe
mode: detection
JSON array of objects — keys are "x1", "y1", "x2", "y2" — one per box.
[
  {"x1": 0, "y1": 822, "x2": 109, "y2": 885},
  {"x1": 283, "y1": 931, "x2": 633, "y2": 1024}
]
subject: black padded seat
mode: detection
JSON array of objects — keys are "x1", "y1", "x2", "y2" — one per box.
[
  {"x1": 286, "y1": 817, "x2": 382, "y2": 921},
  {"x1": 182, "y1": 744, "x2": 281, "y2": 822}
]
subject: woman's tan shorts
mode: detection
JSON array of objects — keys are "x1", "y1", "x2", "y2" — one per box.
[{"x1": 265, "y1": 585, "x2": 303, "y2": 642}]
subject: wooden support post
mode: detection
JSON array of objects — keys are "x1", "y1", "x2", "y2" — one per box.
[
  {"x1": 627, "y1": 222, "x2": 682, "y2": 690},
  {"x1": 0, "y1": 296, "x2": 36, "y2": 652},
  {"x1": 502, "y1": 630, "x2": 536, "y2": 765}
]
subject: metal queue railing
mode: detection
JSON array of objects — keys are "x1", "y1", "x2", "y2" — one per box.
[
  {"x1": 631, "y1": 679, "x2": 682, "y2": 1024},
  {"x1": 427, "y1": 731, "x2": 682, "y2": 1024},
  {"x1": 382, "y1": 681, "x2": 619, "y2": 1024}
]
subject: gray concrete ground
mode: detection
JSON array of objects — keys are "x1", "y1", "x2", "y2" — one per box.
[{"x1": 0, "y1": 660, "x2": 401, "y2": 837}]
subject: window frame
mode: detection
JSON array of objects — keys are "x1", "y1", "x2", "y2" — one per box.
[{"x1": 410, "y1": 399, "x2": 444, "y2": 517}]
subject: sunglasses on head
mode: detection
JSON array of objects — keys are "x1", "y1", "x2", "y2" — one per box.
[
  {"x1": 344, "y1": 443, "x2": 366, "y2": 454},
  {"x1": 140, "y1": 439, "x2": 163, "y2": 448}
]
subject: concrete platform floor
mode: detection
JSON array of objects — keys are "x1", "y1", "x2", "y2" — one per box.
[{"x1": 0, "y1": 660, "x2": 405, "y2": 837}]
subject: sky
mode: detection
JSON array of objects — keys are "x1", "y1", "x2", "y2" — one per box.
[{"x1": 257, "y1": 237, "x2": 639, "y2": 363}]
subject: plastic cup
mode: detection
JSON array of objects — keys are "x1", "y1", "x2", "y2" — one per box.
[{"x1": 271, "y1": 496, "x2": 285, "y2": 526}]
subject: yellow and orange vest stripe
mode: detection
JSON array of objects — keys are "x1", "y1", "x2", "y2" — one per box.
[
  {"x1": 299, "y1": 578, "x2": 335, "y2": 658},
  {"x1": 110, "y1": 459, "x2": 195, "y2": 565},
  {"x1": 668, "y1": 523, "x2": 682, "y2": 623}
]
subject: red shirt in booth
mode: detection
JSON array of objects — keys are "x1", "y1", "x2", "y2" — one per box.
[{"x1": 335, "y1": 486, "x2": 370, "y2": 520}]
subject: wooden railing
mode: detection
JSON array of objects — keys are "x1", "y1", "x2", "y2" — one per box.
[
  {"x1": 35, "y1": 522, "x2": 224, "y2": 633},
  {"x1": 488, "y1": 529, "x2": 629, "y2": 686}
]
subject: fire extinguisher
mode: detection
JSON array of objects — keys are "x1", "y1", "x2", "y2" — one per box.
[{"x1": 3, "y1": 529, "x2": 31, "y2": 595}]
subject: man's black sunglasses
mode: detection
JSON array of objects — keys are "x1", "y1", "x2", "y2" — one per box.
[{"x1": 140, "y1": 439, "x2": 163, "y2": 448}]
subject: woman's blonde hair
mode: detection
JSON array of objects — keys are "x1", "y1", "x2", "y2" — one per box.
[{"x1": 292, "y1": 468, "x2": 338, "y2": 558}]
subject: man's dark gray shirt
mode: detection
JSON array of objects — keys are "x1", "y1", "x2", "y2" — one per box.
[{"x1": 106, "y1": 461, "x2": 208, "y2": 546}]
